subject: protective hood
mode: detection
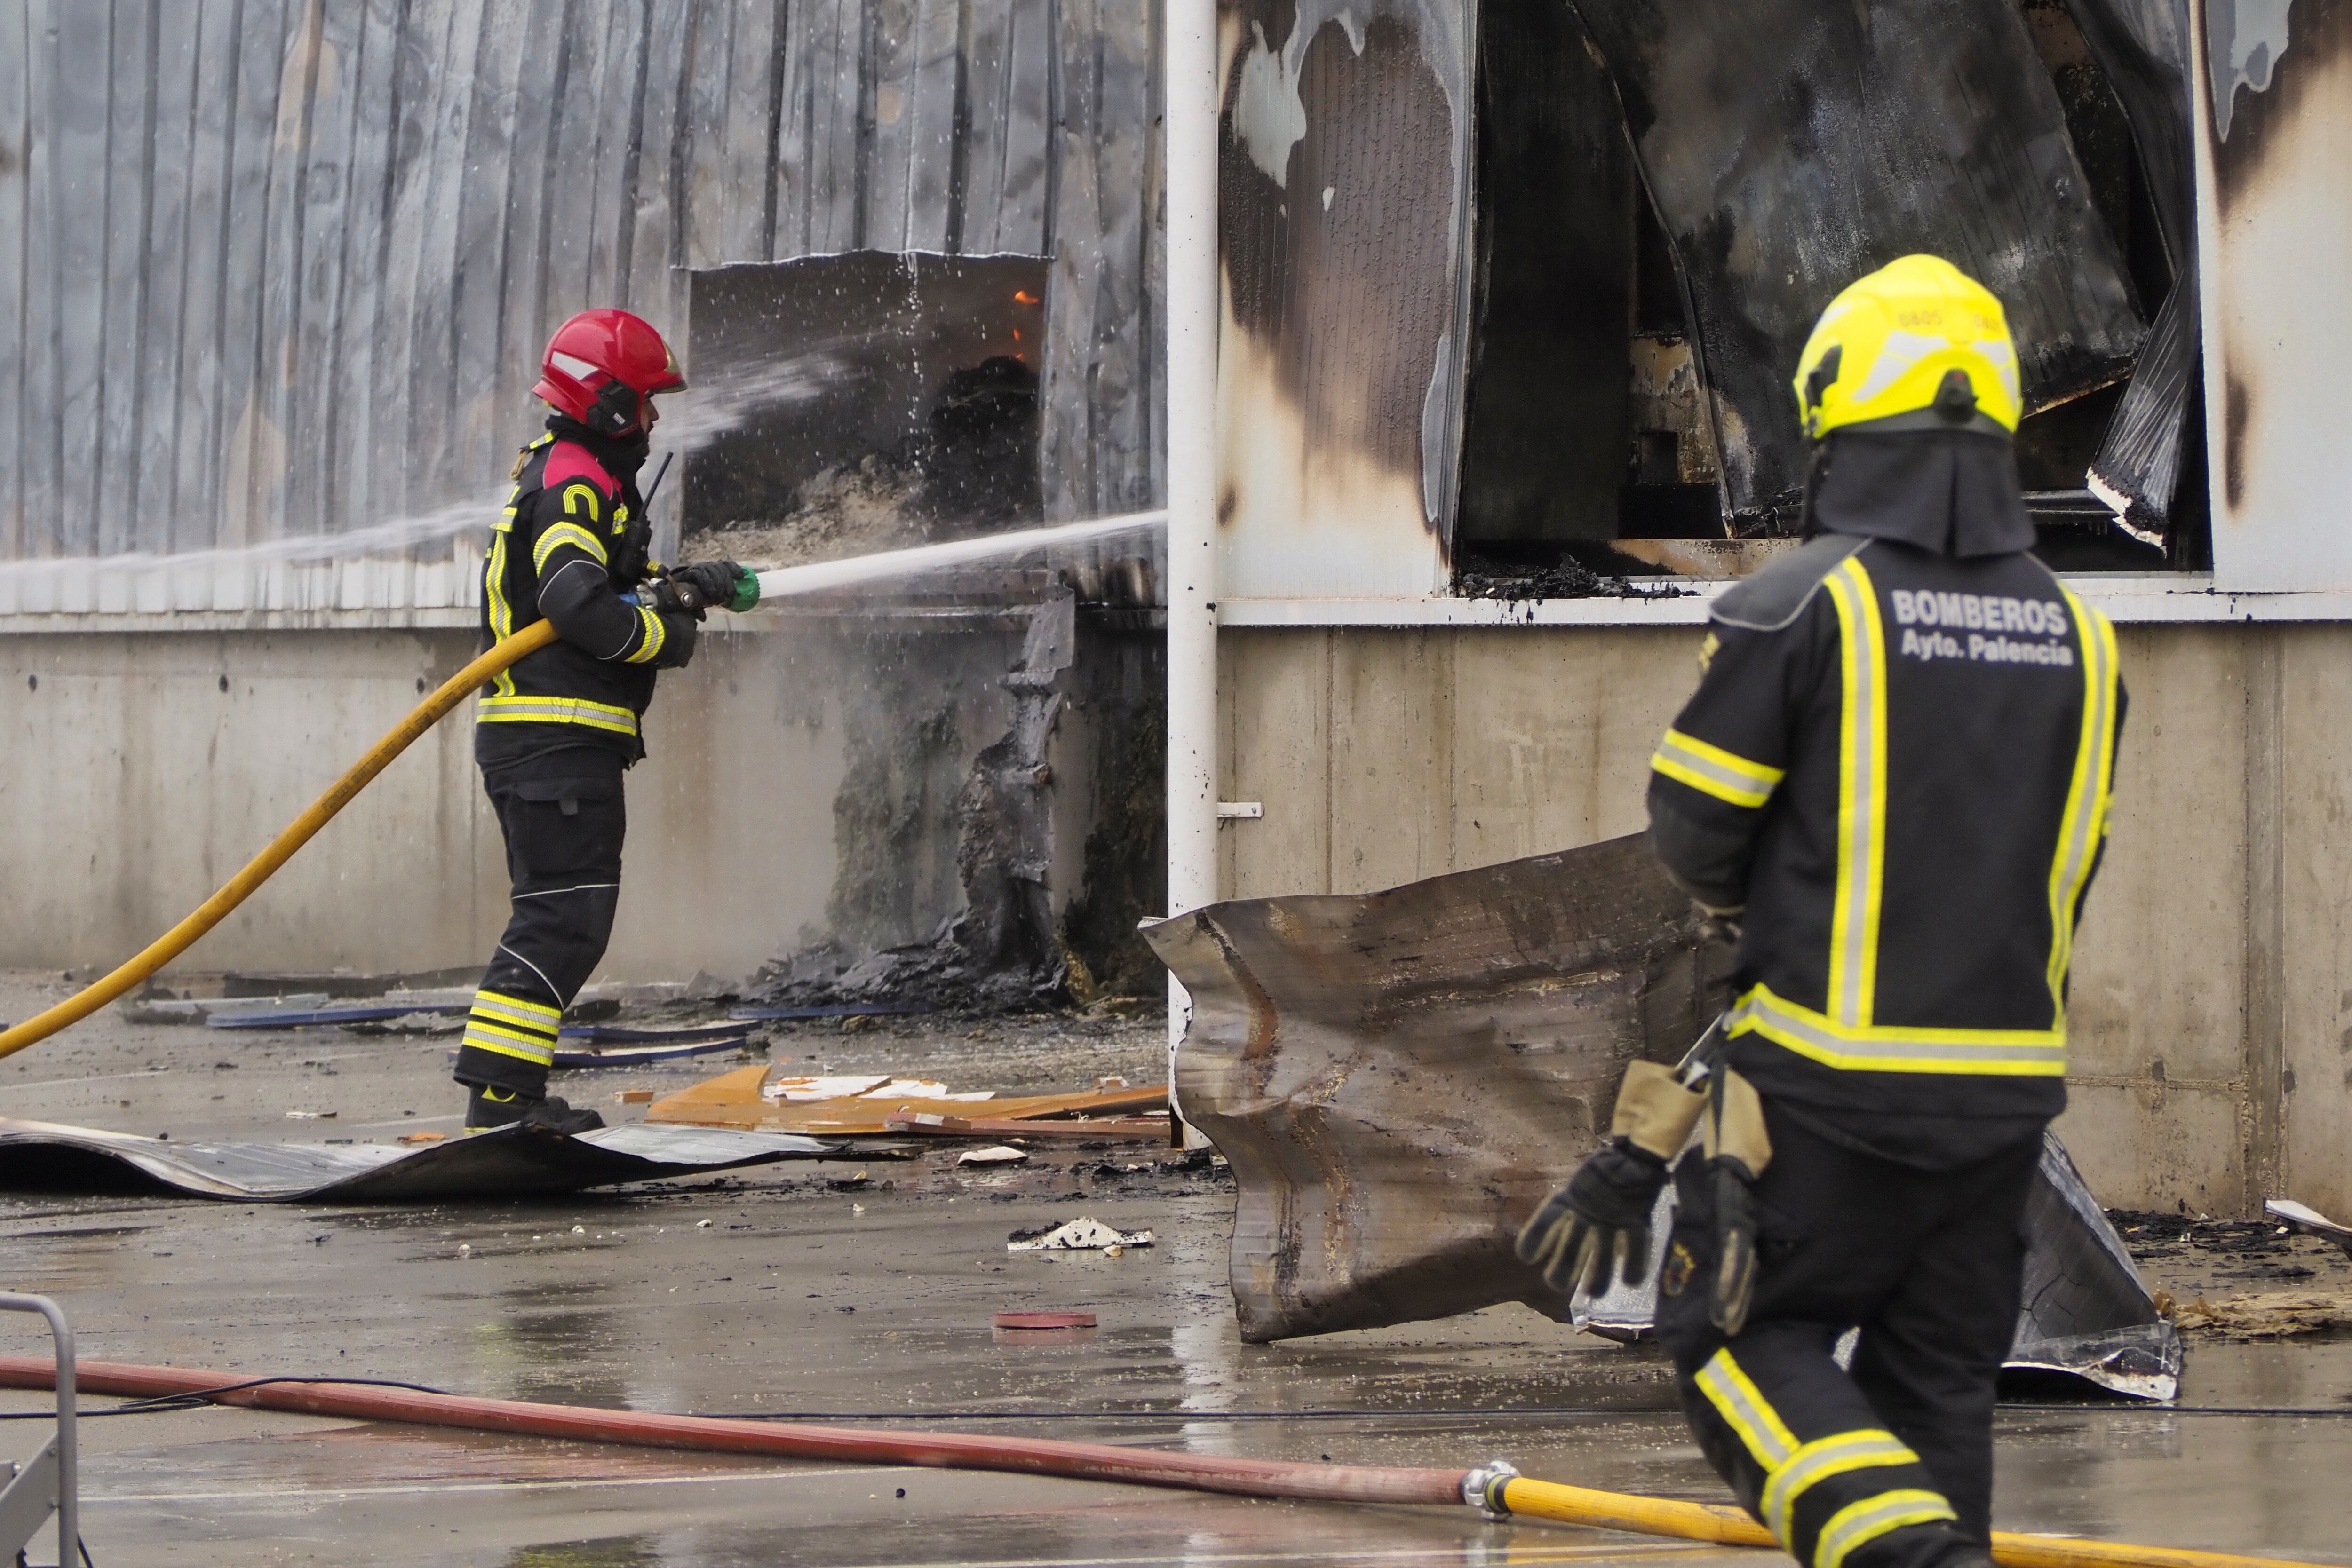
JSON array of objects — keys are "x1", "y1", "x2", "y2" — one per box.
[
  {"x1": 1808, "y1": 428, "x2": 2035, "y2": 558},
  {"x1": 545, "y1": 413, "x2": 652, "y2": 483}
]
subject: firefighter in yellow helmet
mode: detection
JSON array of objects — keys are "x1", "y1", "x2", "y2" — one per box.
[{"x1": 1520, "y1": 257, "x2": 2125, "y2": 1568}]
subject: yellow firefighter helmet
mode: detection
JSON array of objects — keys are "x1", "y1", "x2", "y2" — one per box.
[{"x1": 1792, "y1": 255, "x2": 2023, "y2": 440}]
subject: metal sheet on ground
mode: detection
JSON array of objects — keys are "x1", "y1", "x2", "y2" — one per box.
[{"x1": 0, "y1": 1118, "x2": 860, "y2": 1203}]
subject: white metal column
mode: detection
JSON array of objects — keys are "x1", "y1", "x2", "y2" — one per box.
[{"x1": 1164, "y1": 0, "x2": 1221, "y2": 1073}]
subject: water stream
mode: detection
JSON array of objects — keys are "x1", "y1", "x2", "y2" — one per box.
[{"x1": 0, "y1": 351, "x2": 844, "y2": 610}]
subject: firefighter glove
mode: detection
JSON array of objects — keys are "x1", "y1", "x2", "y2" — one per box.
[
  {"x1": 657, "y1": 561, "x2": 759, "y2": 618},
  {"x1": 1700, "y1": 1068, "x2": 1772, "y2": 1336},
  {"x1": 1518, "y1": 1140, "x2": 1670, "y2": 1296}
]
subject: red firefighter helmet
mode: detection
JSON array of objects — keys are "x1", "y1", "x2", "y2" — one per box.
[{"x1": 533, "y1": 309, "x2": 686, "y2": 437}]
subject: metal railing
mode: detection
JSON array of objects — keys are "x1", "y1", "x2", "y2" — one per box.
[{"x1": 0, "y1": 1295, "x2": 77, "y2": 1567}]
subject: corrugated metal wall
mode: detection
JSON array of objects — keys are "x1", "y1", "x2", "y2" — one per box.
[{"x1": 0, "y1": 0, "x2": 1160, "y2": 569}]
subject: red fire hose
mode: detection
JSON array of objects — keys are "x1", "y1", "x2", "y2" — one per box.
[
  {"x1": 0, "y1": 1355, "x2": 1462, "y2": 1506},
  {"x1": 0, "y1": 1354, "x2": 2312, "y2": 1568}
]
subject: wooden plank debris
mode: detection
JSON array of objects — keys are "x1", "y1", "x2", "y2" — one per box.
[{"x1": 648, "y1": 1062, "x2": 1167, "y2": 1135}]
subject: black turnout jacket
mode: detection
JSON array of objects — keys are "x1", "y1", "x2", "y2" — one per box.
[
  {"x1": 476, "y1": 420, "x2": 696, "y2": 769},
  {"x1": 1646, "y1": 430, "x2": 2126, "y2": 1140}
]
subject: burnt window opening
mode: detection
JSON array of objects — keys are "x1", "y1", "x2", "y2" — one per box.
[
  {"x1": 1453, "y1": 0, "x2": 2205, "y2": 588},
  {"x1": 681, "y1": 253, "x2": 1049, "y2": 572}
]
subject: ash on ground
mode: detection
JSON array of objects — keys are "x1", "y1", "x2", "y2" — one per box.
[{"x1": 2109, "y1": 1207, "x2": 2352, "y2": 1315}]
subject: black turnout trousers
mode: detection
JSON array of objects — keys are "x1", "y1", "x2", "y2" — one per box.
[
  {"x1": 449, "y1": 748, "x2": 628, "y2": 1097},
  {"x1": 1653, "y1": 1101, "x2": 2041, "y2": 1568}
]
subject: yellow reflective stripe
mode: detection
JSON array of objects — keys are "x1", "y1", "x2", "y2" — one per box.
[
  {"x1": 562, "y1": 482, "x2": 603, "y2": 522},
  {"x1": 1731, "y1": 984, "x2": 2066, "y2": 1075},
  {"x1": 1816, "y1": 1490, "x2": 1957, "y2": 1568},
  {"x1": 533, "y1": 521, "x2": 609, "y2": 573},
  {"x1": 476, "y1": 694, "x2": 641, "y2": 736},
  {"x1": 1692, "y1": 1349, "x2": 1798, "y2": 1469},
  {"x1": 1761, "y1": 1431, "x2": 1922, "y2": 1545},
  {"x1": 1653, "y1": 728, "x2": 1785, "y2": 809},
  {"x1": 460, "y1": 1026, "x2": 556, "y2": 1066},
  {"x1": 1823, "y1": 558, "x2": 1889, "y2": 1028},
  {"x1": 2046, "y1": 589, "x2": 2120, "y2": 1015},
  {"x1": 624, "y1": 604, "x2": 667, "y2": 665},
  {"x1": 485, "y1": 531, "x2": 519, "y2": 698}
]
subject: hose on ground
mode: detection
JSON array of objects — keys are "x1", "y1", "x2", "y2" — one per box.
[
  {"x1": 1482, "y1": 1474, "x2": 2299, "y2": 1568},
  {"x1": 0, "y1": 1355, "x2": 2316, "y2": 1568},
  {"x1": 0, "y1": 621, "x2": 558, "y2": 1063}
]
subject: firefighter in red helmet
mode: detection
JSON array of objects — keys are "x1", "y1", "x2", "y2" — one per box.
[{"x1": 452, "y1": 309, "x2": 760, "y2": 1132}]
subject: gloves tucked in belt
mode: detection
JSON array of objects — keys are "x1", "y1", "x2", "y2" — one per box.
[
  {"x1": 1700, "y1": 1067, "x2": 1772, "y2": 1336},
  {"x1": 650, "y1": 560, "x2": 760, "y2": 618},
  {"x1": 1517, "y1": 1060, "x2": 1707, "y2": 1296}
]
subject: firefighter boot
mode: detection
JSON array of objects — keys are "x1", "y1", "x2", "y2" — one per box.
[{"x1": 464, "y1": 1084, "x2": 606, "y2": 1135}]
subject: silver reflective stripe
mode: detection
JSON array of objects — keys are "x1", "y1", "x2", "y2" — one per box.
[
  {"x1": 1654, "y1": 729, "x2": 1781, "y2": 806},
  {"x1": 477, "y1": 697, "x2": 639, "y2": 735},
  {"x1": 1692, "y1": 1351, "x2": 1796, "y2": 1467},
  {"x1": 1733, "y1": 989, "x2": 2066, "y2": 1073},
  {"x1": 1816, "y1": 1490, "x2": 1957, "y2": 1568},
  {"x1": 1761, "y1": 1431, "x2": 1919, "y2": 1544}
]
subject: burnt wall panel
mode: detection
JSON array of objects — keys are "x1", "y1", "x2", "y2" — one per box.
[
  {"x1": 1565, "y1": 0, "x2": 2148, "y2": 520},
  {"x1": 1216, "y1": 0, "x2": 1468, "y2": 596},
  {"x1": 0, "y1": 0, "x2": 1163, "y2": 573},
  {"x1": 2198, "y1": 0, "x2": 2352, "y2": 592}
]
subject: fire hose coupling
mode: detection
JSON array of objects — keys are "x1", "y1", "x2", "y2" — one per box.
[{"x1": 1461, "y1": 1458, "x2": 1519, "y2": 1520}]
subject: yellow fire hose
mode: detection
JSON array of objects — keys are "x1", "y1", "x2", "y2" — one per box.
[
  {"x1": 0, "y1": 621, "x2": 559, "y2": 1062},
  {"x1": 1486, "y1": 1475, "x2": 2309, "y2": 1568}
]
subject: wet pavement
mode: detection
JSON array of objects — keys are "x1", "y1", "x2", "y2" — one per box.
[{"x1": 0, "y1": 971, "x2": 2346, "y2": 1567}]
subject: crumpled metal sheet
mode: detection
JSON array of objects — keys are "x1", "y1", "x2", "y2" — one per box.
[
  {"x1": 2007, "y1": 1134, "x2": 2183, "y2": 1399},
  {"x1": 1148, "y1": 842, "x2": 2181, "y2": 1400},
  {"x1": 1141, "y1": 832, "x2": 1719, "y2": 1340},
  {"x1": 0, "y1": 1118, "x2": 862, "y2": 1203},
  {"x1": 1564, "y1": 0, "x2": 2147, "y2": 517}
]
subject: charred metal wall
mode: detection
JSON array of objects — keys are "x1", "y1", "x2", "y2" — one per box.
[
  {"x1": 1216, "y1": 621, "x2": 2352, "y2": 1222},
  {"x1": 1213, "y1": 0, "x2": 2180, "y2": 584},
  {"x1": 1214, "y1": 0, "x2": 1469, "y2": 597},
  {"x1": 1560, "y1": 0, "x2": 2146, "y2": 523},
  {"x1": 2197, "y1": 0, "x2": 2352, "y2": 591},
  {"x1": 0, "y1": 0, "x2": 1162, "y2": 569}
]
